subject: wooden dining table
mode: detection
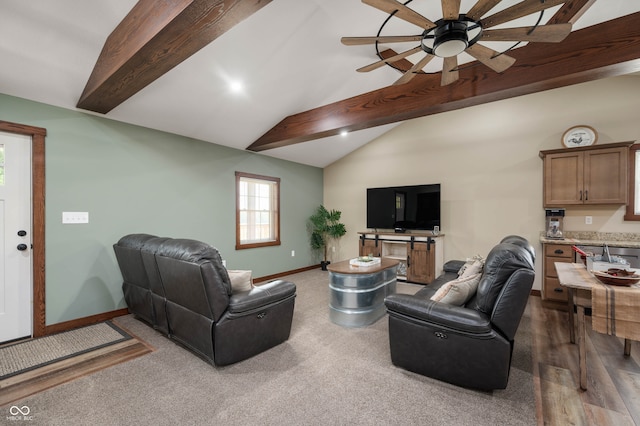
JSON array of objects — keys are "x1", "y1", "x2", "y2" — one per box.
[{"x1": 554, "y1": 262, "x2": 638, "y2": 390}]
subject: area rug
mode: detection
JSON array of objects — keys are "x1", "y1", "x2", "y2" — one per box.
[
  {"x1": 1, "y1": 322, "x2": 131, "y2": 379},
  {"x1": 0, "y1": 321, "x2": 152, "y2": 406}
]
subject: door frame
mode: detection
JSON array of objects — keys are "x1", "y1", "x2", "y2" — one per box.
[{"x1": 0, "y1": 120, "x2": 46, "y2": 337}]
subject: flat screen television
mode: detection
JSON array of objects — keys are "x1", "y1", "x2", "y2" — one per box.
[{"x1": 367, "y1": 184, "x2": 440, "y2": 231}]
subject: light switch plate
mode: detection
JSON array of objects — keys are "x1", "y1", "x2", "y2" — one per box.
[{"x1": 62, "y1": 212, "x2": 89, "y2": 224}]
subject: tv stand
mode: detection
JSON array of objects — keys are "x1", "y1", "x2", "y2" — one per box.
[{"x1": 357, "y1": 231, "x2": 444, "y2": 285}]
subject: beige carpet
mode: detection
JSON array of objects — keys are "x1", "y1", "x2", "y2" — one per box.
[{"x1": 1, "y1": 269, "x2": 536, "y2": 425}]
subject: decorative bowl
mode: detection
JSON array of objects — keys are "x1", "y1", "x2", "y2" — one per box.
[{"x1": 592, "y1": 269, "x2": 640, "y2": 286}]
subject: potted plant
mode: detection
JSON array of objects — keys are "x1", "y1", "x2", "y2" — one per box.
[{"x1": 309, "y1": 205, "x2": 347, "y2": 270}]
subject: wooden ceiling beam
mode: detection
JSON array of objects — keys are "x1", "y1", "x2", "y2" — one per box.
[
  {"x1": 77, "y1": 0, "x2": 271, "y2": 113},
  {"x1": 248, "y1": 9, "x2": 640, "y2": 153}
]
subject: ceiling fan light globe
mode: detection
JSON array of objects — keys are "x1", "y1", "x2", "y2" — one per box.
[{"x1": 434, "y1": 39, "x2": 467, "y2": 57}]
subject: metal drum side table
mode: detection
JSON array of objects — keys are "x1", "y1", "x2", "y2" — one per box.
[{"x1": 327, "y1": 258, "x2": 399, "y2": 327}]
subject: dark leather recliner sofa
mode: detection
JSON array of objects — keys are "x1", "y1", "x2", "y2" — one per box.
[
  {"x1": 114, "y1": 234, "x2": 296, "y2": 366},
  {"x1": 384, "y1": 235, "x2": 535, "y2": 390}
]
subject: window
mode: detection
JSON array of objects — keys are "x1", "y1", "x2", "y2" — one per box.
[
  {"x1": 235, "y1": 172, "x2": 280, "y2": 249},
  {"x1": 624, "y1": 144, "x2": 640, "y2": 221}
]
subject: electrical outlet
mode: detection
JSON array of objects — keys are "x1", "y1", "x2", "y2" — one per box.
[
  {"x1": 291, "y1": 250, "x2": 295, "y2": 257},
  {"x1": 585, "y1": 216, "x2": 593, "y2": 225}
]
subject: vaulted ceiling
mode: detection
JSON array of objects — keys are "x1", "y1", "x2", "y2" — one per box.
[{"x1": 1, "y1": 1, "x2": 640, "y2": 167}]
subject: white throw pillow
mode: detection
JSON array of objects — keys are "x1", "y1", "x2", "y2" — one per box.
[
  {"x1": 460, "y1": 259, "x2": 484, "y2": 278},
  {"x1": 227, "y1": 270, "x2": 253, "y2": 292},
  {"x1": 430, "y1": 273, "x2": 482, "y2": 305},
  {"x1": 458, "y1": 255, "x2": 485, "y2": 278}
]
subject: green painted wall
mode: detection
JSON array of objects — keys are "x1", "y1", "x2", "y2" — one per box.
[{"x1": 0, "y1": 94, "x2": 323, "y2": 325}]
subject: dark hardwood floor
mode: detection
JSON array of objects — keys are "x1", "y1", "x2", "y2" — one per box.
[{"x1": 530, "y1": 296, "x2": 640, "y2": 425}]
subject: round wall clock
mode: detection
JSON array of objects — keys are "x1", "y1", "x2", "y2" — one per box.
[{"x1": 562, "y1": 125, "x2": 598, "y2": 148}]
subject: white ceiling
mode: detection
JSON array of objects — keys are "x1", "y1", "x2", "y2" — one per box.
[{"x1": 1, "y1": 1, "x2": 639, "y2": 167}]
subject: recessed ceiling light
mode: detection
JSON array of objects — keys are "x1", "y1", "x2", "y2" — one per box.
[
  {"x1": 229, "y1": 80, "x2": 244, "y2": 93},
  {"x1": 340, "y1": 130, "x2": 348, "y2": 137}
]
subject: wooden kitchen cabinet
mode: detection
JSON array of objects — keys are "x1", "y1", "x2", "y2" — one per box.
[
  {"x1": 542, "y1": 243, "x2": 573, "y2": 303},
  {"x1": 540, "y1": 142, "x2": 633, "y2": 207}
]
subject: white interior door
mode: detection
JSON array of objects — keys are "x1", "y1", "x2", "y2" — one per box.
[{"x1": 0, "y1": 131, "x2": 32, "y2": 342}]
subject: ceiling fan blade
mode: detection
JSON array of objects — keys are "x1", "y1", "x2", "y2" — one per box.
[
  {"x1": 357, "y1": 46, "x2": 424, "y2": 72},
  {"x1": 482, "y1": 23, "x2": 572, "y2": 43},
  {"x1": 363, "y1": 0, "x2": 437, "y2": 30},
  {"x1": 481, "y1": 0, "x2": 566, "y2": 29},
  {"x1": 442, "y1": 0, "x2": 461, "y2": 20},
  {"x1": 393, "y1": 53, "x2": 435, "y2": 85},
  {"x1": 341, "y1": 35, "x2": 424, "y2": 46},
  {"x1": 466, "y1": 43, "x2": 516, "y2": 73},
  {"x1": 466, "y1": 0, "x2": 503, "y2": 21},
  {"x1": 441, "y1": 56, "x2": 459, "y2": 86}
]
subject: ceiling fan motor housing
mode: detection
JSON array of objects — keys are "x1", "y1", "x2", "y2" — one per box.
[{"x1": 433, "y1": 21, "x2": 469, "y2": 57}]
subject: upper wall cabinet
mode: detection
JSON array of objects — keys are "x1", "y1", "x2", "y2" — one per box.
[{"x1": 540, "y1": 142, "x2": 634, "y2": 207}]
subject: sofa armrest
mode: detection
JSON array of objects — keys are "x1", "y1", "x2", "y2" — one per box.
[
  {"x1": 228, "y1": 280, "x2": 296, "y2": 314},
  {"x1": 443, "y1": 259, "x2": 465, "y2": 273},
  {"x1": 384, "y1": 294, "x2": 491, "y2": 334}
]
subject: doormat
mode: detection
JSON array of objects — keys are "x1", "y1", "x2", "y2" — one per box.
[
  {"x1": 0, "y1": 321, "x2": 152, "y2": 406},
  {"x1": 0, "y1": 322, "x2": 133, "y2": 380}
]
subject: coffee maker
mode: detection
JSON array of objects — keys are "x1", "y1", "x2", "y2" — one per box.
[{"x1": 545, "y1": 209, "x2": 565, "y2": 239}]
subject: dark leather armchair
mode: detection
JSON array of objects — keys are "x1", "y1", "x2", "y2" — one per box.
[
  {"x1": 114, "y1": 234, "x2": 296, "y2": 366},
  {"x1": 384, "y1": 236, "x2": 535, "y2": 390}
]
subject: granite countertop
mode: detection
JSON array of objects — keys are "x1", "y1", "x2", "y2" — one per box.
[{"x1": 539, "y1": 231, "x2": 640, "y2": 248}]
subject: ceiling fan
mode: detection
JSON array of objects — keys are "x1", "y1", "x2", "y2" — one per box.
[{"x1": 341, "y1": 0, "x2": 572, "y2": 86}]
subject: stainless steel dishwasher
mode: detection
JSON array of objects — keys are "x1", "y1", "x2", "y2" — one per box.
[{"x1": 575, "y1": 245, "x2": 640, "y2": 268}]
